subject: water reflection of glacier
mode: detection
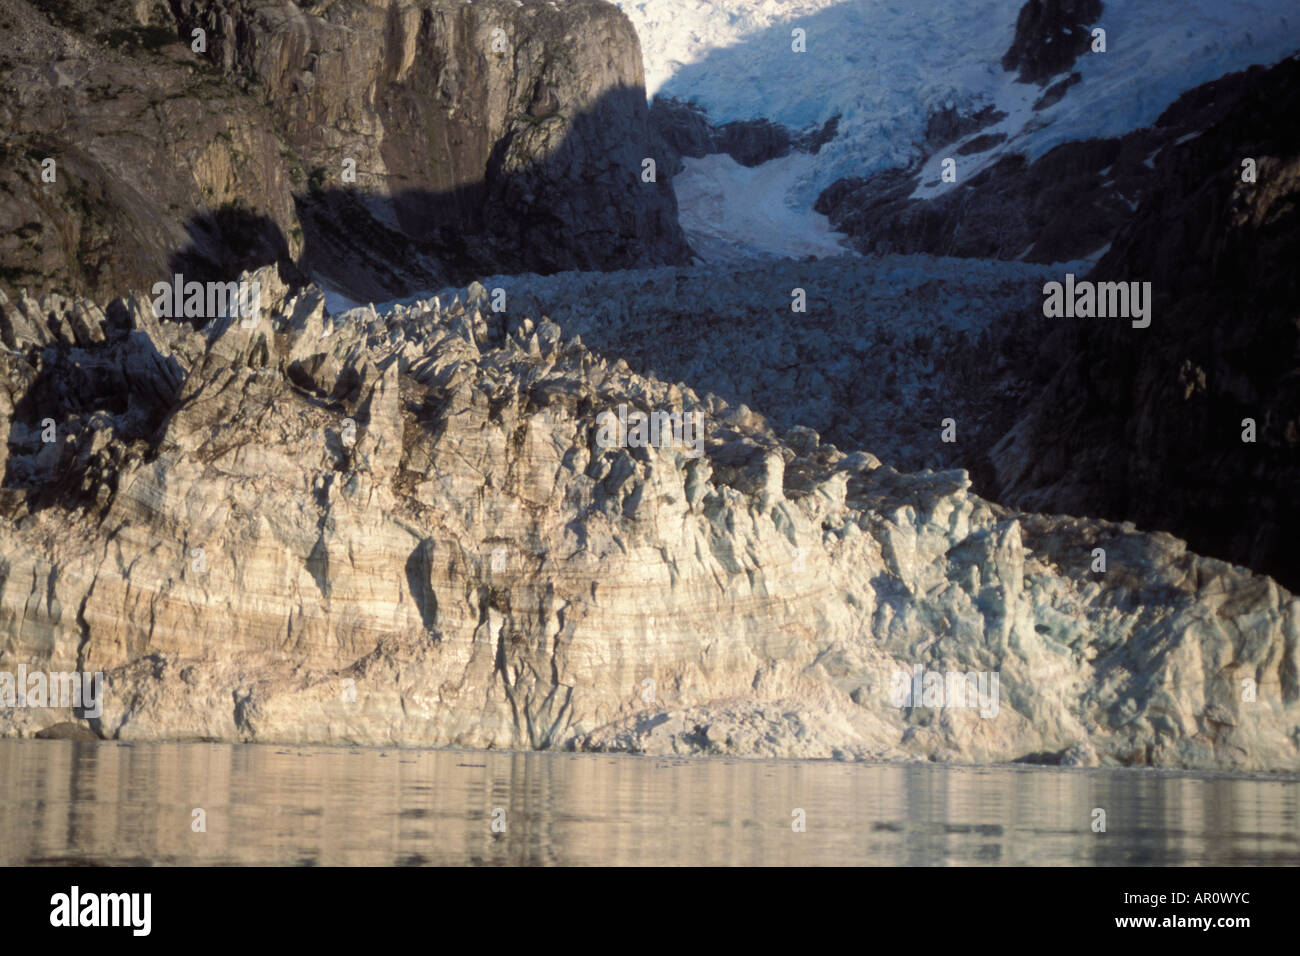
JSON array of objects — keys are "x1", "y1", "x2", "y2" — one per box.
[{"x1": 3, "y1": 741, "x2": 1297, "y2": 865}]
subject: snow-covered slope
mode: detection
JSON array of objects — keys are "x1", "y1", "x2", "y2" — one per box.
[
  {"x1": 673, "y1": 152, "x2": 852, "y2": 261},
  {"x1": 617, "y1": 0, "x2": 1300, "y2": 204}
]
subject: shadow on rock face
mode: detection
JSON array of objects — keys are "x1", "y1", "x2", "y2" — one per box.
[
  {"x1": 165, "y1": 204, "x2": 298, "y2": 297},
  {"x1": 292, "y1": 82, "x2": 692, "y2": 306}
]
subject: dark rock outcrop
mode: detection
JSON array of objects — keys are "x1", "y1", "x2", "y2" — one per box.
[
  {"x1": 816, "y1": 136, "x2": 1138, "y2": 263},
  {"x1": 1001, "y1": 0, "x2": 1104, "y2": 84},
  {"x1": 35, "y1": 722, "x2": 98, "y2": 740},
  {"x1": 651, "y1": 96, "x2": 839, "y2": 175},
  {"x1": 924, "y1": 104, "x2": 1007, "y2": 151},
  {"x1": 1034, "y1": 71, "x2": 1082, "y2": 111},
  {"x1": 989, "y1": 55, "x2": 1300, "y2": 590}
]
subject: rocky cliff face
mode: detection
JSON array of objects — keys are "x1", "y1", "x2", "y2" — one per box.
[
  {"x1": 0, "y1": 0, "x2": 690, "y2": 305},
  {"x1": 170, "y1": 0, "x2": 691, "y2": 297},
  {"x1": 0, "y1": 0, "x2": 301, "y2": 303},
  {"x1": 990, "y1": 55, "x2": 1300, "y2": 593},
  {"x1": 0, "y1": 267, "x2": 1296, "y2": 770}
]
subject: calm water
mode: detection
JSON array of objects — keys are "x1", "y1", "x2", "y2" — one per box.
[{"x1": 1, "y1": 741, "x2": 1297, "y2": 866}]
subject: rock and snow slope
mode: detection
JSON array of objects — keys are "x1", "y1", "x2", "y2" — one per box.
[{"x1": 620, "y1": 0, "x2": 1300, "y2": 232}]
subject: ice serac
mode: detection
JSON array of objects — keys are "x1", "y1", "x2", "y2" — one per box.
[
  {"x1": 0, "y1": 274, "x2": 1297, "y2": 771},
  {"x1": 0, "y1": 0, "x2": 690, "y2": 304}
]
